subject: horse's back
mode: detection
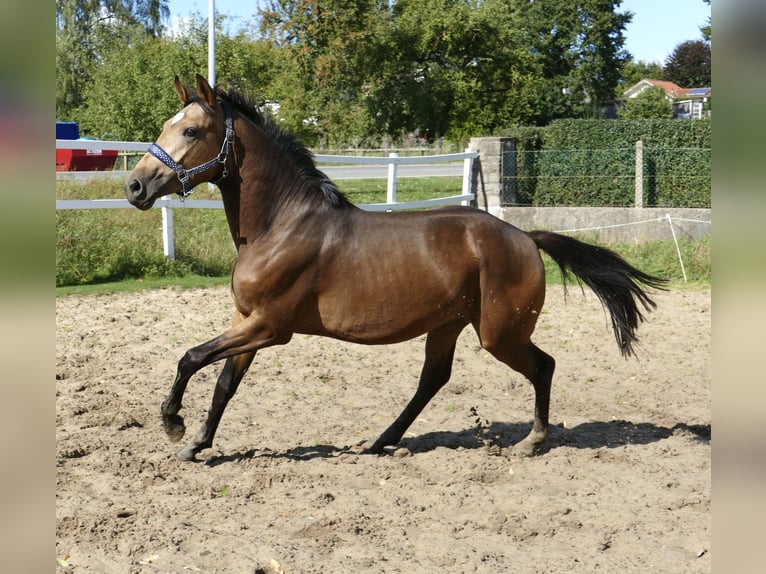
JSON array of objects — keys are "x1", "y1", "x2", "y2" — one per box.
[
  {"x1": 402, "y1": 206, "x2": 544, "y2": 281},
  {"x1": 342, "y1": 206, "x2": 543, "y2": 290}
]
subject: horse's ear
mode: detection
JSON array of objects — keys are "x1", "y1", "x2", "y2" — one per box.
[
  {"x1": 174, "y1": 75, "x2": 193, "y2": 105},
  {"x1": 195, "y1": 74, "x2": 216, "y2": 108}
]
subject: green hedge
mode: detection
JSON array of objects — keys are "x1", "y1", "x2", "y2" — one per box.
[{"x1": 501, "y1": 119, "x2": 711, "y2": 207}]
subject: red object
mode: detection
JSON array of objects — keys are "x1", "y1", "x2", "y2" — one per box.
[{"x1": 56, "y1": 147, "x2": 118, "y2": 171}]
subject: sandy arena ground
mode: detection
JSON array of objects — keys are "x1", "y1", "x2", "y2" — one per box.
[{"x1": 56, "y1": 284, "x2": 710, "y2": 573}]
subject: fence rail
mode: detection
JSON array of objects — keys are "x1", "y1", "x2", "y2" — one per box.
[{"x1": 56, "y1": 139, "x2": 477, "y2": 259}]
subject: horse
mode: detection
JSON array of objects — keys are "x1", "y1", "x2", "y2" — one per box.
[{"x1": 125, "y1": 74, "x2": 666, "y2": 462}]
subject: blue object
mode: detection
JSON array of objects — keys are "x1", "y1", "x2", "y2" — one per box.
[{"x1": 56, "y1": 122, "x2": 80, "y2": 140}]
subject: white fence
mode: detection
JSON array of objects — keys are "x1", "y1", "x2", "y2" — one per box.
[{"x1": 56, "y1": 139, "x2": 477, "y2": 259}]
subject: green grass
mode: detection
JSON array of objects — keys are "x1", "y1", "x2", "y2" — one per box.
[
  {"x1": 56, "y1": 177, "x2": 710, "y2": 291},
  {"x1": 336, "y1": 176, "x2": 464, "y2": 205}
]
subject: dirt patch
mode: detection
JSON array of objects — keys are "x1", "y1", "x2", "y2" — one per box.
[{"x1": 56, "y1": 285, "x2": 710, "y2": 573}]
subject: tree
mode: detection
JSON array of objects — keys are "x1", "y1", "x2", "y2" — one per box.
[
  {"x1": 618, "y1": 59, "x2": 663, "y2": 95},
  {"x1": 385, "y1": 0, "x2": 532, "y2": 139},
  {"x1": 60, "y1": 0, "x2": 635, "y2": 145},
  {"x1": 259, "y1": 0, "x2": 393, "y2": 146},
  {"x1": 700, "y1": 0, "x2": 711, "y2": 42},
  {"x1": 56, "y1": 0, "x2": 170, "y2": 119},
  {"x1": 134, "y1": 0, "x2": 171, "y2": 37},
  {"x1": 77, "y1": 15, "x2": 277, "y2": 141},
  {"x1": 512, "y1": 0, "x2": 632, "y2": 124},
  {"x1": 662, "y1": 40, "x2": 711, "y2": 88},
  {"x1": 76, "y1": 33, "x2": 200, "y2": 141},
  {"x1": 619, "y1": 86, "x2": 673, "y2": 119},
  {"x1": 387, "y1": 0, "x2": 632, "y2": 138}
]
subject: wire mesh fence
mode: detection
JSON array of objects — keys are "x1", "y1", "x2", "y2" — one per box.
[{"x1": 501, "y1": 146, "x2": 710, "y2": 208}]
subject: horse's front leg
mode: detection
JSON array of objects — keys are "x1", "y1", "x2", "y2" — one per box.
[
  {"x1": 160, "y1": 368, "x2": 193, "y2": 442},
  {"x1": 159, "y1": 312, "x2": 288, "y2": 459},
  {"x1": 160, "y1": 337, "x2": 234, "y2": 443},
  {"x1": 175, "y1": 350, "x2": 255, "y2": 461}
]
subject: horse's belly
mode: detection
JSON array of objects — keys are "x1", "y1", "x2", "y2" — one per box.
[{"x1": 312, "y1": 280, "x2": 473, "y2": 344}]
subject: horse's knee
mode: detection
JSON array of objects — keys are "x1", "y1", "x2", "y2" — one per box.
[{"x1": 178, "y1": 346, "x2": 205, "y2": 375}]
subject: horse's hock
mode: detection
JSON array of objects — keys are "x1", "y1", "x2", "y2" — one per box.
[{"x1": 468, "y1": 136, "x2": 711, "y2": 245}]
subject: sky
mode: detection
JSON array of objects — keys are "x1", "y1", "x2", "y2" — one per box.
[{"x1": 166, "y1": 0, "x2": 711, "y2": 65}]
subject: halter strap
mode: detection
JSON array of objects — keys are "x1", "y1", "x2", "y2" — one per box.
[{"x1": 148, "y1": 101, "x2": 235, "y2": 198}]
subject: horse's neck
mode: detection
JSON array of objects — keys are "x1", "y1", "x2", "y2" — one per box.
[
  {"x1": 218, "y1": 120, "x2": 306, "y2": 246},
  {"x1": 219, "y1": 132, "x2": 292, "y2": 249},
  {"x1": 217, "y1": 116, "x2": 265, "y2": 247},
  {"x1": 219, "y1": 183, "x2": 243, "y2": 248}
]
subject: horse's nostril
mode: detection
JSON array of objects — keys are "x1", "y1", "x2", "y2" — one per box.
[{"x1": 127, "y1": 178, "x2": 145, "y2": 201}]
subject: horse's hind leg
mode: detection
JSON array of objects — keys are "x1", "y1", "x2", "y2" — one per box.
[
  {"x1": 486, "y1": 340, "x2": 555, "y2": 456},
  {"x1": 175, "y1": 350, "x2": 255, "y2": 461},
  {"x1": 368, "y1": 321, "x2": 466, "y2": 453}
]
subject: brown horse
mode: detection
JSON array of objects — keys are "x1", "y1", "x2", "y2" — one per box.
[{"x1": 125, "y1": 75, "x2": 666, "y2": 462}]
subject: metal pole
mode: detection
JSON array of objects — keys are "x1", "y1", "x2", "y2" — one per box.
[
  {"x1": 207, "y1": 0, "x2": 217, "y2": 195},
  {"x1": 208, "y1": 0, "x2": 216, "y2": 85}
]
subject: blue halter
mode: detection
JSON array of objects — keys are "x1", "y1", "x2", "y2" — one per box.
[{"x1": 148, "y1": 101, "x2": 235, "y2": 198}]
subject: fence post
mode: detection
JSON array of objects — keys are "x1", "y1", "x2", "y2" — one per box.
[
  {"x1": 462, "y1": 148, "x2": 474, "y2": 206},
  {"x1": 634, "y1": 139, "x2": 644, "y2": 208},
  {"x1": 162, "y1": 204, "x2": 175, "y2": 260},
  {"x1": 387, "y1": 152, "x2": 398, "y2": 205},
  {"x1": 467, "y1": 137, "x2": 507, "y2": 213},
  {"x1": 501, "y1": 138, "x2": 517, "y2": 205}
]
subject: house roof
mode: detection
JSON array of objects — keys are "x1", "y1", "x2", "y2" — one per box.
[
  {"x1": 623, "y1": 79, "x2": 711, "y2": 99},
  {"x1": 685, "y1": 87, "x2": 712, "y2": 97}
]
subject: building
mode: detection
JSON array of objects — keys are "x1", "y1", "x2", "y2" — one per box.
[{"x1": 622, "y1": 79, "x2": 711, "y2": 119}]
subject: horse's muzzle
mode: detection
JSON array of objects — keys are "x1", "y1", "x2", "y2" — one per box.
[{"x1": 125, "y1": 178, "x2": 155, "y2": 210}]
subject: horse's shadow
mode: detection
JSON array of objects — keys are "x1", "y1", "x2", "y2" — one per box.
[{"x1": 205, "y1": 420, "x2": 710, "y2": 466}]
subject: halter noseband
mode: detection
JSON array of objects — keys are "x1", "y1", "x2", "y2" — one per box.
[{"x1": 148, "y1": 101, "x2": 235, "y2": 198}]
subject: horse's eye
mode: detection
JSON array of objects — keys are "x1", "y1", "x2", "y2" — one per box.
[{"x1": 183, "y1": 127, "x2": 198, "y2": 138}]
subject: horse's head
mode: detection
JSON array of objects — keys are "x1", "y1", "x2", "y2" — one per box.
[{"x1": 125, "y1": 74, "x2": 234, "y2": 210}]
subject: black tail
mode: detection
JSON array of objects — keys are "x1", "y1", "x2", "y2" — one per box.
[{"x1": 527, "y1": 230, "x2": 668, "y2": 357}]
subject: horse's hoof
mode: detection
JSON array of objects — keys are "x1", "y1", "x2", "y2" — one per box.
[
  {"x1": 163, "y1": 414, "x2": 186, "y2": 442},
  {"x1": 513, "y1": 429, "x2": 548, "y2": 457},
  {"x1": 175, "y1": 445, "x2": 198, "y2": 462},
  {"x1": 361, "y1": 439, "x2": 387, "y2": 455},
  {"x1": 512, "y1": 444, "x2": 537, "y2": 457}
]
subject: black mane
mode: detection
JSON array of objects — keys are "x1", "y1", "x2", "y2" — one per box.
[{"x1": 212, "y1": 86, "x2": 354, "y2": 210}]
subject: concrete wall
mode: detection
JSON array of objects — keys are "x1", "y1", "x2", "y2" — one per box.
[
  {"x1": 491, "y1": 206, "x2": 711, "y2": 244},
  {"x1": 468, "y1": 137, "x2": 711, "y2": 244}
]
